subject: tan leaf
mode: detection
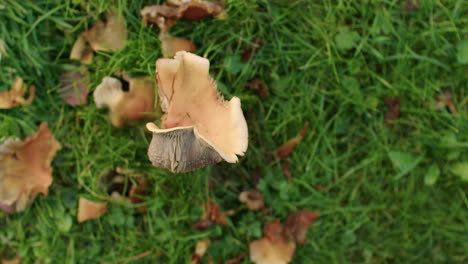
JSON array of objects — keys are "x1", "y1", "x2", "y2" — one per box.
[
  {"x1": 0, "y1": 77, "x2": 35, "y2": 109},
  {"x1": 284, "y1": 210, "x2": 319, "y2": 245},
  {"x1": 275, "y1": 122, "x2": 309, "y2": 160},
  {"x1": 0, "y1": 123, "x2": 61, "y2": 212},
  {"x1": 70, "y1": 33, "x2": 94, "y2": 64},
  {"x1": 159, "y1": 33, "x2": 196, "y2": 58},
  {"x1": 94, "y1": 74, "x2": 157, "y2": 127},
  {"x1": 250, "y1": 221, "x2": 295, "y2": 264},
  {"x1": 190, "y1": 240, "x2": 210, "y2": 264},
  {"x1": 146, "y1": 51, "x2": 248, "y2": 172},
  {"x1": 77, "y1": 197, "x2": 107, "y2": 223},
  {"x1": 59, "y1": 66, "x2": 90, "y2": 106},
  {"x1": 201, "y1": 198, "x2": 229, "y2": 226},
  {"x1": 2, "y1": 258, "x2": 22, "y2": 264},
  {"x1": 239, "y1": 190, "x2": 264, "y2": 210},
  {"x1": 85, "y1": 10, "x2": 127, "y2": 52}
]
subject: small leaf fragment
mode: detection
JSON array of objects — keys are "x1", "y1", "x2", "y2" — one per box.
[
  {"x1": 77, "y1": 197, "x2": 107, "y2": 223},
  {"x1": 284, "y1": 210, "x2": 319, "y2": 245},
  {"x1": 59, "y1": 66, "x2": 90, "y2": 106},
  {"x1": 275, "y1": 122, "x2": 309, "y2": 160},
  {"x1": 0, "y1": 77, "x2": 35, "y2": 109},
  {"x1": 190, "y1": 240, "x2": 210, "y2": 264},
  {"x1": 250, "y1": 221, "x2": 295, "y2": 264},
  {"x1": 239, "y1": 190, "x2": 264, "y2": 210},
  {"x1": 85, "y1": 10, "x2": 127, "y2": 52}
]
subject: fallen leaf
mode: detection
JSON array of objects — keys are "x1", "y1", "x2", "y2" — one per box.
[
  {"x1": 281, "y1": 161, "x2": 292, "y2": 182},
  {"x1": 192, "y1": 219, "x2": 213, "y2": 230},
  {"x1": 85, "y1": 10, "x2": 127, "y2": 52},
  {"x1": 284, "y1": 210, "x2": 320, "y2": 245},
  {"x1": 1, "y1": 258, "x2": 22, "y2": 264},
  {"x1": 77, "y1": 197, "x2": 107, "y2": 223},
  {"x1": 225, "y1": 253, "x2": 245, "y2": 264},
  {"x1": 159, "y1": 33, "x2": 196, "y2": 58},
  {"x1": 275, "y1": 122, "x2": 309, "y2": 160},
  {"x1": 0, "y1": 123, "x2": 61, "y2": 213},
  {"x1": 250, "y1": 221, "x2": 295, "y2": 264},
  {"x1": 59, "y1": 66, "x2": 90, "y2": 106},
  {"x1": 239, "y1": 190, "x2": 264, "y2": 210},
  {"x1": 241, "y1": 39, "x2": 264, "y2": 62},
  {"x1": 201, "y1": 198, "x2": 229, "y2": 226},
  {"x1": 141, "y1": 1, "x2": 225, "y2": 30},
  {"x1": 246, "y1": 79, "x2": 269, "y2": 98},
  {"x1": 70, "y1": 33, "x2": 94, "y2": 64},
  {"x1": 0, "y1": 77, "x2": 35, "y2": 109},
  {"x1": 404, "y1": 0, "x2": 418, "y2": 11},
  {"x1": 190, "y1": 240, "x2": 210, "y2": 264},
  {"x1": 435, "y1": 91, "x2": 458, "y2": 117},
  {"x1": 384, "y1": 97, "x2": 400, "y2": 124},
  {"x1": 94, "y1": 74, "x2": 158, "y2": 127}
]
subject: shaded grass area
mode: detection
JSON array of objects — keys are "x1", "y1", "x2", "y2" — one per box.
[{"x1": 1, "y1": 0, "x2": 467, "y2": 263}]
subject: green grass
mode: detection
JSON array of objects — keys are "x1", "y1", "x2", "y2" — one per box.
[{"x1": 1, "y1": 0, "x2": 468, "y2": 263}]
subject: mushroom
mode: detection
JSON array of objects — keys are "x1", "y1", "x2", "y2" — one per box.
[
  {"x1": 146, "y1": 51, "x2": 248, "y2": 172},
  {"x1": 94, "y1": 74, "x2": 157, "y2": 127}
]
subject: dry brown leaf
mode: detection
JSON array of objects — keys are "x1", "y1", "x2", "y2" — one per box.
[
  {"x1": 241, "y1": 39, "x2": 264, "y2": 62},
  {"x1": 246, "y1": 79, "x2": 268, "y2": 98},
  {"x1": 239, "y1": 190, "x2": 264, "y2": 210},
  {"x1": 128, "y1": 177, "x2": 149, "y2": 213},
  {"x1": 284, "y1": 210, "x2": 320, "y2": 245},
  {"x1": 94, "y1": 74, "x2": 158, "y2": 127},
  {"x1": 192, "y1": 219, "x2": 213, "y2": 231},
  {"x1": 146, "y1": 51, "x2": 248, "y2": 172},
  {"x1": 225, "y1": 253, "x2": 245, "y2": 264},
  {"x1": 1, "y1": 258, "x2": 22, "y2": 264},
  {"x1": 0, "y1": 123, "x2": 61, "y2": 213},
  {"x1": 275, "y1": 122, "x2": 309, "y2": 160},
  {"x1": 159, "y1": 33, "x2": 196, "y2": 58},
  {"x1": 70, "y1": 33, "x2": 94, "y2": 64},
  {"x1": 0, "y1": 77, "x2": 35, "y2": 109},
  {"x1": 77, "y1": 197, "x2": 107, "y2": 223},
  {"x1": 384, "y1": 97, "x2": 400, "y2": 125},
  {"x1": 85, "y1": 10, "x2": 127, "y2": 52},
  {"x1": 435, "y1": 91, "x2": 458, "y2": 117},
  {"x1": 190, "y1": 240, "x2": 210, "y2": 264},
  {"x1": 141, "y1": 1, "x2": 225, "y2": 31},
  {"x1": 203, "y1": 199, "x2": 229, "y2": 226},
  {"x1": 250, "y1": 221, "x2": 295, "y2": 264},
  {"x1": 59, "y1": 66, "x2": 90, "y2": 106}
]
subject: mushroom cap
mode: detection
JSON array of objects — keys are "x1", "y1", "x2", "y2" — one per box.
[{"x1": 147, "y1": 51, "x2": 248, "y2": 172}]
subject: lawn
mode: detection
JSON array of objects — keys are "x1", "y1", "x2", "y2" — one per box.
[{"x1": 1, "y1": 0, "x2": 467, "y2": 263}]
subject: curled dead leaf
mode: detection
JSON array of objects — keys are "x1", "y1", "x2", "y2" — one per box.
[
  {"x1": 94, "y1": 74, "x2": 158, "y2": 127},
  {"x1": 141, "y1": 1, "x2": 225, "y2": 30},
  {"x1": 284, "y1": 210, "x2": 319, "y2": 245},
  {"x1": 239, "y1": 190, "x2": 264, "y2": 210},
  {"x1": 77, "y1": 197, "x2": 107, "y2": 223},
  {"x1": 1, "y1": 258, "x2": 22, "y2": 264},
  {"x1": 241, "y1": 39, "x2": 264, "y2": 62},
  {"x1": 0, "y1": 77, "x2": 35, "y2": 109},
  {"x1": 190, "y1": 240, "x2": 210, "y2": 264},
  {"x1": 147, "y1": 51, "x2": 248, "y2": 172},
  {"x1": 384, "y1": 97, "x2": 400, "y2": 125},
  {"x1": 250, "y1": 221, "x2": 295, "y2": 264},
  {"x1": 246, "y1": 79, "x2": 268, "y2": 98},
  {"x1": 59, "y1": 66, "x2": 90, "y2": 106},
  {"x1": 85, "y1": 10, "x2": 127, "y2": 52},
  {"x1": 0, "y1": 123, "x2": 61, "y2": 213},
  {"x1": 434, "y1": 91, "x2": 458, "y2": 117},
  {"x1": 70, "y1": 33, "x2": 94, "y2": 64},
  {"x1": 194, "y1": 198, "x2": 229, "y2": 228},
  {"x1": 159, "y1": 33, "x2": 196, "y2": 58},
  {"x1": 275, "y1": 122, "x2": 309, "y2": 160}
]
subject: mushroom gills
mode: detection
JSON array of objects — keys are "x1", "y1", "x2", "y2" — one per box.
[{"x1": 148, "y1": 127, "x2": 223, "y2": 172}]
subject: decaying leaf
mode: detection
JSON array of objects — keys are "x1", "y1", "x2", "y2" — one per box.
[
  {"x1": 434, "y1": 91, "x2": 458, "y2": 117},
  {"x1": 193, "y1": 198, "x2": 228, "y2": 229},
  {"x1": 77, "y1": 197, "x2": 107, "y2": 223},
  {"x1": 1, "y1": 258, "x2": 22, "y2": 264},
  {"x1": 0, "y1": 123, "x2": 61, "y2": 213},
  {"x1": 241, "y1": 39, "x2": 264, "y2": 62},
  {"x1": 250, "y1": 221, "x2": 296, "y2": 264},
  {"x1": 85, "y1": 10, "x2": 127, "y2": 52},
  {"x1": 384, "y1": 97, "x2": 400, "y2": 124},
  {"x1": 141, "y1": 0, "x2": 225, "y2": 30},
  {"x1": 94, "y1": 74, "x2": 158, "y2": 127},
  {"x1": 0, "y1": 77, "x2": 35, "y2": 109},
  {"x1": 70, "y1": 33, "x2": 94, "y2": 64},
  {"x1": 159, "y1": 33, "x2": 196, "y2": 58},
  {"x1": 59, "y1": 66, "x2": 90, "y2": 106},
  {"x1": 275, "y1": 122, "x2": 309, "y2": 160},
  {"x1": 404, "y1": 0, "x2": 418, "y2": 11},
  {"x1": 246, "y1": 79, "x2": 268, "y2": 98},
  {"x1": 147, "y1": 51, "x2": 248, "y2": 172},
  {"x1": 225, "y1": 253, "x2": 245, "y2": 264},
  {"x1": 284, "y1": 210, "x2": 320, "y2": 245},
  {"x1": 190, "y1": 240, "x2": 210, "y2": 264},
  {"x1": 239, "y1": 190, "x2": 264, "y2": 210}
]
